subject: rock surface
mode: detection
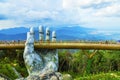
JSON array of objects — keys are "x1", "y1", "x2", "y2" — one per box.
[
  {"x1": 0, "y1": 77, "x2": 7, "y2": 80},
  {"x1": 16, "y1": 27, "x2": 73, "y2": 80},
  {"x1": 0, "y1": 74, "x2": 10, "y2": 80},
  {"x1": 16, "y1": 71, "x2": 63, "y2": 80},
  {"x1": 17, "y1": 27, "x2": 60, "y2": 80},
  {"x1": 23, "y1": 27, "x2": 58, "y2": 75},
  {"x1": 63, "y1": 74, "x2": 73, "y2": 80}
]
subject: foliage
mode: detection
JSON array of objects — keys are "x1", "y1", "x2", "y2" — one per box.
[
  {"x1": 58, "y1": 49, "x2": 120, "y2": 78},
  {"x1": 0, "y1": 49, "x2": 28, "y2": 79},
  {"x1": 75, "y1": 72, "x2": 120, "y2": 80},
  {"x1": 0, "y1": 63, "x2": 18, "y2": 79},
  {"x1": 0, "y1": 49, "x2": 120, "y2": 79}
]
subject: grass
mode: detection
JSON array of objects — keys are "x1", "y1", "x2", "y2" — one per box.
[{"x1": 74, "y1": 72, "x2": 120, "y2": 80}]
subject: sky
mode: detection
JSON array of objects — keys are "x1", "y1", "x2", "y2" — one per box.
[{"x1": 0, "y1": 0, "x2": 120, "y2": 30}]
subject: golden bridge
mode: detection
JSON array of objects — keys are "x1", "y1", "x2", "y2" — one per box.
[{"x1": 0, "y1": 42, "x2": 120, "y2": 50}]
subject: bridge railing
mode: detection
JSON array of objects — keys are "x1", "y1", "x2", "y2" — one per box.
[{"x1": 0, "y1": 41, "x2": 120, "y2": 50}]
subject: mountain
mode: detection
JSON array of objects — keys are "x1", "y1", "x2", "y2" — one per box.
[
  {"x1": 0, "y1": 26, "x2": 119, "y2": 41},
  {"x1": 0, "y1": 27, "x2": 29, "y2": 35},
  {"x1": 0, "y1": 33, "x2": 27, "y2": 41}
]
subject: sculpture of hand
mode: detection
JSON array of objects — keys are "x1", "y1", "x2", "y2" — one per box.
[{"x1": 23, "y1": 26, "x2": 58, "y2": 75}]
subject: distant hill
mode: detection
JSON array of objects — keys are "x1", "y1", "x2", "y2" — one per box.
[
  {"x1": 0, "y1": 27, "x2": 29, "y2": 35},
  {"x1": 0, "y1": 26, "x2": 119, "y2": 41}
]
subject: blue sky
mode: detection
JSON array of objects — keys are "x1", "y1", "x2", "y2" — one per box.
[{"x1": 0, "y1": 0, "x2": 120, "y2": 30}]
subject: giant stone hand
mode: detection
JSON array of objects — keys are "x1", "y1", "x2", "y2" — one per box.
[{"x1": 23, "y1": 26, "x2": 58, "y2": 76}]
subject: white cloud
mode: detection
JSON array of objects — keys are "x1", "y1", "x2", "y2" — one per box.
[
  {"x1": 0, "y1": 0, "x2": 120, "y2": 30},
  {"x1": 62, "y1": 0, "x2": 117, "y2": 9},
  {"x1": 62, "y1": 0, "x2": 120, "y2": 29},
  {"x1": 0, "y1": 20, "x2": 19, "y2": 29},
  {"x1": 94, "y1": 3, "x2": 120, "y2": 17}
]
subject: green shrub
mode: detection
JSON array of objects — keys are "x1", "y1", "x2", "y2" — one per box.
[{"x1": 0, "y1": 49, "x2": 120, "y2": 79}]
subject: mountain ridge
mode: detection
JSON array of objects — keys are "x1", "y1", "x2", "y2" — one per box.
[{"x1": 0, "y1": 26, "x2": 119, "y2": 41}]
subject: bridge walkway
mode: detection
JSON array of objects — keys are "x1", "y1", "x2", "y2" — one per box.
[{"x1": 0, "y1": 42, "x2": 120, "y2": 50}]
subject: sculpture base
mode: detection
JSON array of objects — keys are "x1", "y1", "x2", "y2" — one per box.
[{"x1": 16, "y1": 71, "x2": 62, "y2": 80}]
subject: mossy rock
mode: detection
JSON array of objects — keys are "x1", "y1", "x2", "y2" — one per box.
[
  {"x1": 0, "y1": 74, "x2": 11, "y2": 80},
  {"x1": 63, "y1": 74, "x2": 73, "y2": 80}
]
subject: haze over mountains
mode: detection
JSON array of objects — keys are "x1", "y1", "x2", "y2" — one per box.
[{"x1": 0, "y1": 26, "x2": 120, "y2": 41}]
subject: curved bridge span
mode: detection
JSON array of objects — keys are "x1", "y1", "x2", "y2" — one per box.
[{"x1": 0, "y1": 42, "x2": 120, "y2": 50}]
